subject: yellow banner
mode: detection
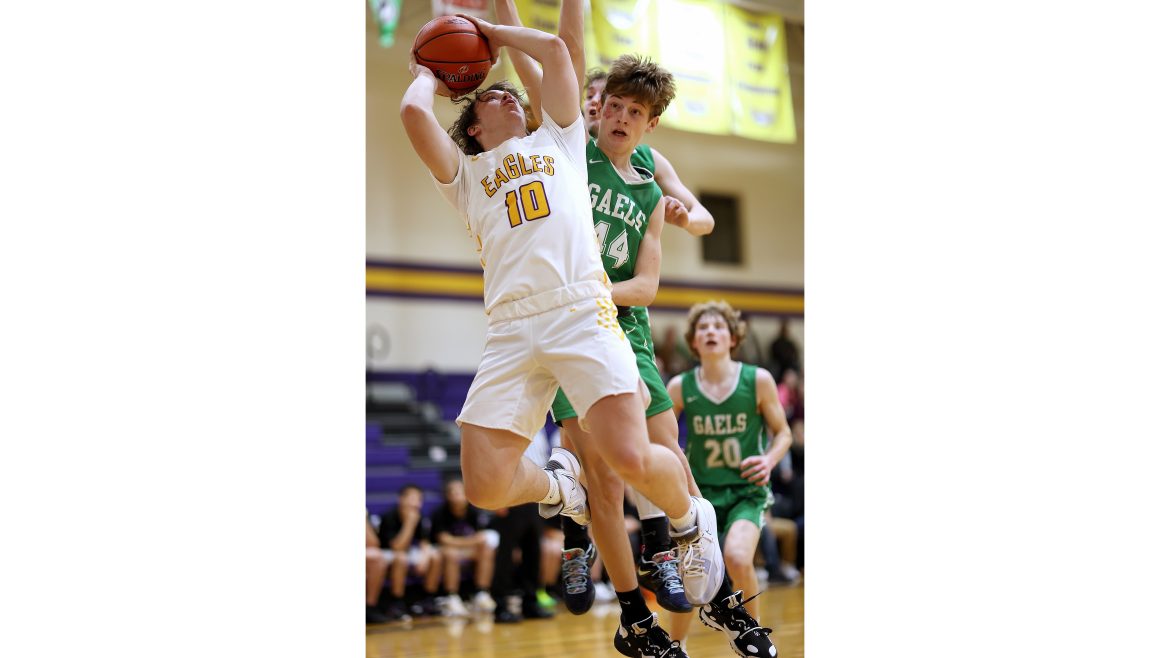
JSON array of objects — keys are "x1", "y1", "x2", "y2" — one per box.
[
  {"x1": 496, "y1": 0, "x2": 796, "y2": 143},
  {"x1": 512, "y1": 0, "x2": 562, "y2": 34},
  {"x1": 725, "y1": 4, "x2": 796, "y2": 143},
  {"x1": 655, "y1": 0, "x2": 730, "y2": 135},
  {"x1": 500, "y1": 1, "x2": 604, "y2": 94},
  {"x1": 590, "y1": 0, "x2": 657, "y2": 69}
]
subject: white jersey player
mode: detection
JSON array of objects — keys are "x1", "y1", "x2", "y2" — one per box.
[{"x1": 399, "y1": 14, "x2": 724, "y2": 628}]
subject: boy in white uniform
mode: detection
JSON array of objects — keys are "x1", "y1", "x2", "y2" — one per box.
[{"x1": 399, "y1": 19, "x2": 723, "y2": 651}]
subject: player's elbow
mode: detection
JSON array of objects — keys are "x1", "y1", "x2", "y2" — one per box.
[
  {"x1": 541, "y1": 36, "x2": 571, "y2": 67},
  {"x1": 641, "y1": 276, "x2": 660, "y2": 305},
  {"x1": 630, "y1": 282, "x2": 657, "y2": 307},
  {"x1": 400, "y1": 100, "x2": 428, "y2": 125}
]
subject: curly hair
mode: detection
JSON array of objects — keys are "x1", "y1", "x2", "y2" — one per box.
[
  {"x1": 603, "y1": 54, "x2": 676, "y2": 118},
  {"x1": 683, "y1": 300, "x2": 748, "y2": 358},
  {"x1": 447, "y1": 81, "x2": 528, "y2": 155}
]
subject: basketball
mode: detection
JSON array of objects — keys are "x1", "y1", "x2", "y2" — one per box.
[{"x1": 413, "y1": 15, "x2": 492, "y2": 94}]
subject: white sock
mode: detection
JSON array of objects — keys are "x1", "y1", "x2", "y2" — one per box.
[
  {"x1": 540, "y1": 470, "x2": 562, "y2": 505},
  {"x1": 668, "y1": 498, "x2": 697, "y2": 532},
  {"x1": 628, "y1": 489, "x2": 666, "y2": 521}
]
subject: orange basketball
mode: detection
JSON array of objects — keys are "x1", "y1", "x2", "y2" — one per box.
[{"x1": 413, "y1": 15, "x2": 492, "y2": 94}]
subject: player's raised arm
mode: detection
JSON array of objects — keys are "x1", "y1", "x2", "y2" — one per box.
[
  {"x1": 651, "y1": 147, "x2": 715, "y2": 236},
  {"x1": 459, "y1": 14, "x2": 579, "y2": 129},
  {"x1": 557, "y1": 0, "x2": 586, "y2": 91},
  {"x1": 610, "y1": 196, "x2": 665, "y2": 307},
  {"x1": 493, "y1": 0, "x2": 587, "y2": 128},
  {"x1": 492, "y1": 0, "x2": 544, "y2": 125},
  {"x1": 400, "y1": 59, "x2": 461, "y2": 184}
]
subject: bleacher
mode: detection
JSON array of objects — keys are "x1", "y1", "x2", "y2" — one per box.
[
  {"x1": 366, "y1": 369, "x2": 566, "y2": 523},
  {"x1": 365, "y1": 373, "x2": 472, "y2": 519}
]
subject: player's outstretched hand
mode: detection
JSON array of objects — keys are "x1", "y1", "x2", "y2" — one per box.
[
  {"x1": 408, "y1": 53, "x2": 456, "y2": 97},
  {"x1": 455, "y1": 13, "x2": 501, "y2": 65},
  {"x1": 663, "y1": 195, "x2": 690, "y2": 229},
  {"x1": 740, "y1": 455, "x2": 773, "y2": 486}
]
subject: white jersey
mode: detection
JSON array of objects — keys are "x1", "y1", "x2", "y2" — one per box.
[{"x1": 435, "y1": 111, "x2": 609, "y2": 318}]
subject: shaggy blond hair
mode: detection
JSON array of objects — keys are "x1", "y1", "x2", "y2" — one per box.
[{"x1": 684, "y1": 300, "x2": 747, "y2": 358}]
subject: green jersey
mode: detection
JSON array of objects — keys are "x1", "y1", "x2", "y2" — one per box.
[
  {"x1": 681, "y1": 363, "x2": 767, "y2": 488},
  {"x1": 586, "y1": 140, "x2": 661, "y2": 284},
  {"x1": 550, "y1": 144, "x2": 671, "y2": 423}
]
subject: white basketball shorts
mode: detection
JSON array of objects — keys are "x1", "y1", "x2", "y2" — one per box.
[{"x1": 457, "y1": 281, "x2": 643, "y2": 440}]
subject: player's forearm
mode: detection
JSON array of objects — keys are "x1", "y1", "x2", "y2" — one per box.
[
  {"x1": 683, "y1": 206, "x2": 715, "y2": 236},
  {"x1": 611, "y1": 276, "x2": 658, "y2": 307},
  {"x1": 765, "y1": 428, "x2": 793, "y2": 467},
  {"x1": 490, "y1": 24, "x2": 569, "y2": 69},
  {"x1": 493, "y1": 0, "x2": 544, "y2": 99},
  {"x1": 558, "y1": 0, "x2": 586, "y2": 85},
  {"x1": 401, "y1": 74, "x2": 438, "y2": 116}
]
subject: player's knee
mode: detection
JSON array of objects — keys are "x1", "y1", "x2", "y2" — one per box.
[
  {"x1": 462, "y1": 475, "x2": 504, "y2": 510},
  {"x1": 609, "y1": 451, "x2": 649, "y2": 485},
  {"x1": 585, "y1": 464, "x2": 625, "y2": 503},
  {"x1": 724, "y1": 543, "x2": 755, "y2": 573}
]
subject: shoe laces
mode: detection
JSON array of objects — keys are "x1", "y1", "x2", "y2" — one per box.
[
  {"x1": 651, "y1": 550, "x2": 686, "y2": 594},
  {"x1": 623, "y1": 614, "x2": 679, "y2": 656},
  {"x1": 562, "y1": 547, "x2": 592, "y2": 594},
  {"x1": 679, "y1": 538, "x2": 709, "y2": 580},
  {"x1": 711, "y1": 590, "x2": 771, "y2": 635}
]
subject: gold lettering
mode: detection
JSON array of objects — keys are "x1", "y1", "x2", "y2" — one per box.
[
  {"x1": 481, "y1": 176, "x2": 497, "y2": 198},
  {"x1": 529, "y1": 154, "x2": 544, "y2": 174},
  {"x1": 503, "y1": 154, "x2": 522, "y2": 179},
  {"x1": 543, "y1": 155, "x2": 555, "y2": 175},
  {"x1": 494, "y1": 168, "x2": 510, "y2": 190}
]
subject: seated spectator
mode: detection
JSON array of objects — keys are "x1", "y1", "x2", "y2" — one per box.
[
  {"x1": 377, "y1": 485, "x2": 442, "y2": 620},
  {"x1": 432, "y1": 478, "x2": 498, "y2": 616},
  {"x1": 366, "y1": 514, "x2": 391, "y2": 624}
]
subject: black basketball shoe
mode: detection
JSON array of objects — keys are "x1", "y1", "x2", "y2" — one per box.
[
  {"x1": 698, "y1": 590, "x2": 776, "y2": 658},
  {"x1": 561, "y1": 543, "x2": 597, "y2": 615},
  {"x1": 636, "y1": 549, "x2": 692, "y2": 613},
  {"x1": 613, "y1": 613, "x2": 688, "y2": 658}
]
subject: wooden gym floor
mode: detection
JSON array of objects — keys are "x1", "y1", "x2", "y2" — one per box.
[{"x1": 366, "y1": 583, "x2": 804, "y2": 658}]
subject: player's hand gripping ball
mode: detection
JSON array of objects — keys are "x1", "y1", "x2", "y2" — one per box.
[{"x1": 412, "y1": 15, "x2": 492, "y2": 94}]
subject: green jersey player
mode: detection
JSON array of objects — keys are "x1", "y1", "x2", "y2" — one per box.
[{"x1": 666, "y1": 300, "x2": 793, "y2": 651}]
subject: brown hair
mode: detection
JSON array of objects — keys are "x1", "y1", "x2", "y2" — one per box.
[
  {"x1": 447, "y1": 81, "x2": 528, "y2": 155},
  {"x1": 683, "y1": 300, "x2": 748, "y2": 358},
  {"x1": 603, "y1": 54, "x2": 676, "y2": 118},
  {"x1": 584, "y1": 67, "x2": 607, "y2": 89}
]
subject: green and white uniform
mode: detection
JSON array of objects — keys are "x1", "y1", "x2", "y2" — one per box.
[
  {"x1": 551, "y1": 142, "x2": 672, "y2": 422},
  {"x1": 680, "y1": 362, "x2": 772, "y2": 536}
]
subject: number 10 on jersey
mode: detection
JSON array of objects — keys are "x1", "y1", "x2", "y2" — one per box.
[{"x1": 506, "y1": 181, "x2": 550, "y2": 228}]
